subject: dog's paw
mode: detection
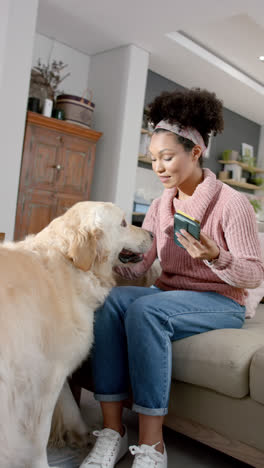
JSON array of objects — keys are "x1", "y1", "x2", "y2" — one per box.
[
  {"x1": 48, "y1": 433, "x2": 67, "y2": 449},
  {"x1": 65, "y1": 429, "x2": 92, "y2": 449}
]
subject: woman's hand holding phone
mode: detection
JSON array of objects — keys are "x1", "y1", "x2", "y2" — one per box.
[{"x1": 176, "y1": 230, "x2": 220, "y2": 262}]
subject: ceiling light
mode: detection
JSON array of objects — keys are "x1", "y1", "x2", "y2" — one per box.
[
  {"x1": 166, "y1": 31, "x2": 264, "y2": 96},
  {"x1": 258, "y1": 56, "x2": 264, "y2": 61}
]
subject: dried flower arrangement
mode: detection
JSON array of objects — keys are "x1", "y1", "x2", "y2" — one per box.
[{"x1": 30, "y1": 59, "x2": 70, "y2": 101}]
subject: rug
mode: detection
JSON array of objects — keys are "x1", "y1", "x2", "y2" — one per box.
[
  {"x1": 48, "y1": 445, "x2": 89, "y2": 468},
  {"x1": 48, "y1": 424, "x2": 98, "y2": 467}
]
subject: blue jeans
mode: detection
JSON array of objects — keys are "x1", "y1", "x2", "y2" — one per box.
[{"x1": 92, "y1": 286, "x2": 245, "y2": 416}]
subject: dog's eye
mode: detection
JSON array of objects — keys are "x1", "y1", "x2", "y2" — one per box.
[{"x1": 121, "y1": 219, "x2": 127, "y2": 227}]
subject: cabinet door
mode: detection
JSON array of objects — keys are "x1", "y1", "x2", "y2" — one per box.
[
  {"x1": 15, "y1": 120, "x2": 99, "y2": 241},
  {"x1": 14, "y1": 190, "x2": 55, "y2": 240},
  {"x1": 14, "y1": 191, "x2": 84, "y2": 241},
  {"x1": 19, "y1": 125, "x2": 62, "y2": 192},
  {"x1": 53, "y1": 193, "x2": 85, "y2": 218},
  {"x1": 55, "y1": 134, "x2": 96, "y2": 198}
]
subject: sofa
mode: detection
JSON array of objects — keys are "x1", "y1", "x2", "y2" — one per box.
[
  {"x1": 72, "y1": 302, "x2": 264, "y2": 468},
  {"x1": 164, "y1": 302, "x2": 264, "y2": 468},
  {"x1": 72, "y1": 233, "x2": 264, "y2": 468}
]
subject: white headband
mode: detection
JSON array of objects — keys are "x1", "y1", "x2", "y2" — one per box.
[{"x1": 154, "y1": 120, "x2": 207, "y2": 155}]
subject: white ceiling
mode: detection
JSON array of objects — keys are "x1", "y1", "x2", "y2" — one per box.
[{"x1": 37, "y1": 0, "x2": 264, "y2": 125}]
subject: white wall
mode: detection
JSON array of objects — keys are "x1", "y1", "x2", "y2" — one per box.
[
  {"x1": 0, "y1": 26, "x2": 90, "y2": 240},
  {"x1": 89, "y1": 45, "x2": 149, "y2": 221},
  {"x1": 32, "y1": 33, "x2": 91, "y2": 98},
  {"x1": 0, "y1": 14, "x2": 148, "y2": 236},
  {"x1": 0, "y1": 1, "x2": 9, "y2": 88},
  {"x1": 32, "y1": 38, "x2": 150, "y2": 221},
  {"x1": 0, "y1": 0, "x2": 38, "y2": 240}
]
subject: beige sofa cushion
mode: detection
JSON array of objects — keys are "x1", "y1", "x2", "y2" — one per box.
[
  {"x1": 167, "y1": 381, "x2": 264, "y2": 454},
  {"x1": 171, "y1": 305, "x2": 264, "y2": 398},
  {"x1": 250, "y1": 345, "x2": 264, "y2": 405}
]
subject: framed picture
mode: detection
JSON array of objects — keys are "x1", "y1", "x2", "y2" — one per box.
[{"x1": 242, "y1": 143, "x2": 254, "y2": 165}]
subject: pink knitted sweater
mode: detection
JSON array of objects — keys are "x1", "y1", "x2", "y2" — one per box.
[{"x1": 123, "y1": 169, "x2": 264, "y2": 305}]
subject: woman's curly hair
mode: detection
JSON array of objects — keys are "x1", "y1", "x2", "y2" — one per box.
[{"x1": 147, "y1": 88, "x2": 224, "y2": 147}]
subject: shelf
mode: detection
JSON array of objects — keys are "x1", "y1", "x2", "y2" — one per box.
[
  {"x1": 141, "y1": 128, "x2": 153, "y2": 137},
  {"x1": 138, "y1": 154, "x2": 152, "y2": 164},
  {"x1": 221, "y1": 179, "x2": 262, "y2": 190},
  {"x1": 218, "y1": 160, "x2": 264, "y2": 174}
]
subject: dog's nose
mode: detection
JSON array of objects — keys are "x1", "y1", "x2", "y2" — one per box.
[{"x1": 149, "y1": 231, "x2": 154, "y2": 240}]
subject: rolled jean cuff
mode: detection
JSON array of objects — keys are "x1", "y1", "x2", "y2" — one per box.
[
  {"x1": 94, "y1": 392, "x2": 129, "y2": 402},
  {"x1": 132, "y1": 403, "x2": 168, "y2": 416}
]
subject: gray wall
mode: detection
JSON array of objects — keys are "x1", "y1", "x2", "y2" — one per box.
[{"x1": 144, "y1": 70, "x2": 261, "y2": 177}]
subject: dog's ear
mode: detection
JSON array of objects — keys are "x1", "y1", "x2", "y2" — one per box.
[{"x1": 68, "y1": 228, "x2": 100, "y2": 272}]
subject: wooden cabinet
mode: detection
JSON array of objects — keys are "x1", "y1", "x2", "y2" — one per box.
[{"x1": 14, "y1": 111, "x2": 102, "y2": 240}]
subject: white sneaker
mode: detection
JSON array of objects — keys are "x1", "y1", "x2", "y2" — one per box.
[
  {"x1": 129, "y1": 442, "x2": 167, "y2": 468},
  {"x1": 80, "y1": 425, "x2": 128, "y2": 468}
]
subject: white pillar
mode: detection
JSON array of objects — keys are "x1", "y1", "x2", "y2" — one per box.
[
  {"x1": 89, "y1": 45, "x2": 149, "y2": 221},
  {"x1": 0, "y1": 0, "x2": 38, "y2": 239}
]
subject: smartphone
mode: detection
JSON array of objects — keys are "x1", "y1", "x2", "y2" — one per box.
[{"x1": 174, "y1": 210, "x2": 200, "y2": 248}]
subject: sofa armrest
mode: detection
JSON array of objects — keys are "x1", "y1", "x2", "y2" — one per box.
[{"x1": 250, "y1": 346, "x2": 264, "y2": 405}]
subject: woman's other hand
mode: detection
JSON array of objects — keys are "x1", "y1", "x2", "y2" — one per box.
[{"x1": 176, "y1": 230, "x2": 220, "y2": 262}]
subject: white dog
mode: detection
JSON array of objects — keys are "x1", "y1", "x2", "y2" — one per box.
[{"x1": 0, "y1": 201, "x2": 153, "y2": 468}]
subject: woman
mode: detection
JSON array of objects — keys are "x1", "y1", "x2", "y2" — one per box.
[{"x1": 80, "y1": 88, "x2": 264, "y2": 468}]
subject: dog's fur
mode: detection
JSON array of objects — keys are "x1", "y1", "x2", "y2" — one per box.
[
  {"x1": 48, "y1": 261, "x2": 162, "y2": 451},
  {"x1": 0, "y1": 201, "x2": 153, "y2": 468}
]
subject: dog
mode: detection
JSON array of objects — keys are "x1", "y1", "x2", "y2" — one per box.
[
  {"x1": 0, "y1": 201, "x2": 153, "y2": 468},
  {"x1": 48, "y1": 257, "x2": 162, "y2": 451}
]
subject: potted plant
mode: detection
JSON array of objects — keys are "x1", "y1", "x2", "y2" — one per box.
[
  {"x1": 29, "y1": 59, "x2": 70, "y2": 110},
  {"x1": 250, "y1": 199, "x2": 262, "y2": 213},
  {"x1": 222, "y1": 149, "x2": 231, "y2": 161}
]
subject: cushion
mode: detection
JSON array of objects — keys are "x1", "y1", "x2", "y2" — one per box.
[
  {"x1": 245, "y1": 282, "x2": 264, "y2": 318},
  {"x1": 245, "y1": 232, "x2": 264, "y2": 319},
  {"x1": 171, "y1": 304, "x2": 264, "y2": 398},
  {"x1": 250, "y1": 345, "x2": 264, "y2": 405}
]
